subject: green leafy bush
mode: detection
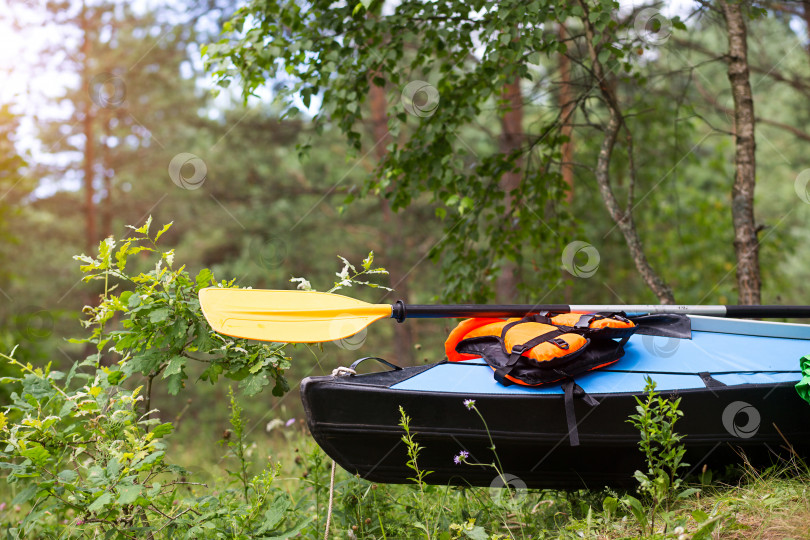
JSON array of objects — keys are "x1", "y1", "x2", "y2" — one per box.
[{"x1": 0, "y1": 220, "x2": 390, "y2": 538}]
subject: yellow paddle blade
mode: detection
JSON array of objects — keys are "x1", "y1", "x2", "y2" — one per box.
[{"x1": 198, "y1": 288, "x2": 393, "y2": 343}]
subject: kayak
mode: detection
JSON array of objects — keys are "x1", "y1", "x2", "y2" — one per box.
[{"x1": 300, "y1": 316, "x2": 810, "y2": 489}]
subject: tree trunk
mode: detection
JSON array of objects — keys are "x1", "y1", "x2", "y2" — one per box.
[
  {"x1": 579, "y1": 1, "x2": 675, "y2": 304},
  {"x1": 496, "y1": 75, "x2": 523, "y2": 303},
  {"x1": 558, "y1": 23, "x2": 574, "y2": 205},
  {"x1": 559, "y1": 23, "x2": 575, "y2": 304},
  {"x1": 720, "y1": 1, "x2": 761, "y2": 305},
  {"x1": 802, "y1": 0, "x2": 810, "y2": 57},
  {"x1": 81, "y1": 2, "x2": 96, "y2": 252},
  {"x1": 102, "y1": 115, "x2": 112, "y2": 238},
  {"x1": 369, "y1": 80, "x2": 416, "y2": 365}
]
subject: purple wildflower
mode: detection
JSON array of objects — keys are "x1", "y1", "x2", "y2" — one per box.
[
  {"x1": 285, "y1": 418, "x2": 296, "y2": 427},
  {"x1": 463, "y1": 399, "x2": 476, "y2": 410},
  {"x1": 454, "y1": 450, "x2": 470, "y2": 465}
]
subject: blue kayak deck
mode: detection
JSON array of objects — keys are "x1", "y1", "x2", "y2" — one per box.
[{"x1": 392, "y1": 320, "x2": 810, "y2": 395}]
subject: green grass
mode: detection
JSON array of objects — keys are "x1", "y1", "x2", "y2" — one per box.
[{"x1": 156, "y1": 422, "x2": 810, "y2": 540}]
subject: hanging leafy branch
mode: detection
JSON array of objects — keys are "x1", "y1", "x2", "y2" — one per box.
[{"x1": 204, "y1": 0, "x2": 690, "y2": 302}]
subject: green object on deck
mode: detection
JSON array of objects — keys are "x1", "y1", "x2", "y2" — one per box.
[{"x1": 796, "y1": 355, "x2": 810, "y2": 405}]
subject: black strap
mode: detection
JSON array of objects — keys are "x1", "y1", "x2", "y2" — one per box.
[
  {"x1": 499, "y1": 319, "x2": 567, "y2": 376},
  {"x1": 698, "y1": 372, "x2": 726, "y2": 388},
  {"x1": 600, "y1": 369, "x2": 799, "y2": 376},
  {"x1": 499, "y1": 318, "x2": 528, "y2": 339},
  {"x1": 506, "y1": 343, "x2": 529, "y2": 367},
  {"x1": 515, "y1": 329, "x2": 566, "y2": 354},
  {"x1": 561, "y1": 380, "x2": 599, "y2": 447},
  {"x1": 445, "y1": 363, "x2": 800, "y2": 377},
  {"x1": 348, "y1": 357, "x2": 402, "y2": 372},
  {"x1": 562, "y1": 381, "x2": 579, "y2": 446},
  {"x1": 494, "y1": 366, "x2": 514, "y2": 386}
]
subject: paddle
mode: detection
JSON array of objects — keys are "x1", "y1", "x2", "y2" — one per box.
[{"x1": 198, "y1": 288, "x2": 810, "y2": 343}]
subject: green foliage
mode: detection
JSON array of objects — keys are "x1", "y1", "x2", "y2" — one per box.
[
  {"x1": 0, "y1": 219, "x2": 391, "y2": 538},
  {"x1": 205, "y1": 0, "x2": 620, "y2": 299},
  {"x1": 623, "y1": 377, "x2": 695, "y2": 535},
  {"x1": 0, "y1": 347, "x2": 305, "y2": 538},
  {"x1": 72, "y1": 217, "x2": 291, "y2": 399},
  {"x1": 219, "y1": 387, "x2": 252, "y2": 501},
  {"x1": 0, "y1": 349, "x2": 189, "y2": 537},
  {"x1": 398, "y1": 405, "x2": 434, "y2": 538}
]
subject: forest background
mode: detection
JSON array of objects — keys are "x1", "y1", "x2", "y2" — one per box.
[{"x1": 1, "y1": 0, "x2": 810, "y2": 537}]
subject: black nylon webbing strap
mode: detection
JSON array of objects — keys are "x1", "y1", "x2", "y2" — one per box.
[
  {"x1": 561, "y1": 380, "x2": 600, "y2": 447},
  {"x1": 499, "y1": 318, "x2": 528, "y2": 339},
  {"x1": 513, "y1": 329, "x2": 566, "y2": 354},
  {"x1": 506, "y1": 343, "x2": 528, "y2": 367},
  {"x1": 698, "y1": 372, "x2": 727, "y2": 388},
  {"x1": 494, "y1": 366, "x2": 514, "y2": 386},
  {"x1": 562, "y1": 381, "x2": 579, "y2": 446}
]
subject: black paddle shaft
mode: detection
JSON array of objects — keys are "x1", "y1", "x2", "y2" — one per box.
[
  {"x1": 390, "y1": 301, "x2": 810, "y2": 322},
  {"x1": 392, "y1": 302, "x2": 575, "y2": 321},
  {"x1": 725, "y1": 305, "x2": 810, "y2": 318}
]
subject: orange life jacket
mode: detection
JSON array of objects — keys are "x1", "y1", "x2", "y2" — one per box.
[{"x1": 445, "y1": 312, "x2": 636, "y2": 387}]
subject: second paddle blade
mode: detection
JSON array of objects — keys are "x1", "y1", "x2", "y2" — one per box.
[{"x1": 198, "y1": 288, "x2": 393, "y2": 343}]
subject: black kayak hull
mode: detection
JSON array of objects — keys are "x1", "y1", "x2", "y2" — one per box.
[{"x1": 301, "y1": 365, "x2": 810, "y2": 489}]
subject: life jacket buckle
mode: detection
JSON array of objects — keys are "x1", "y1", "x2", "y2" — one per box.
[
  {"x1": 507, "y1": 343, "x2": 528, "y2": 366},
  {"x1": 550, "y1": 337, "x2": 569, "y2": 350}
]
